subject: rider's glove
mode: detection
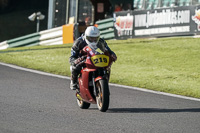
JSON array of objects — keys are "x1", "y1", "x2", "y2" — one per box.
[
  {"x1": 74, "y1": 56, "x2": 87, "y2": 65},
  {"x1": 111, "y1": 53, "x2": 117, "y2": 62}
]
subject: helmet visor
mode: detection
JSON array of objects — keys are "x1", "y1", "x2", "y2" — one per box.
[{"x1": 86, "y1": 36, "x2": 99, "y2": 43}]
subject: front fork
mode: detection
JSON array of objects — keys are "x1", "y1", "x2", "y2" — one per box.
[
  {"x1": 92, "y1": 69, "x2": 109, "y2": 97},
  {"x1": 92, "y1": 72, "x2": 97, "y2": 96}
]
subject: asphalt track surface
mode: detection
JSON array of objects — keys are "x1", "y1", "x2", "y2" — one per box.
[{"x1": 0, "y1": 63, "x2": 200, "y2": 133}]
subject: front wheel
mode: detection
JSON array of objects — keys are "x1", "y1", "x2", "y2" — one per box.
[{"x1": 96, "y1": 79, "x2": 110, "y2": 112}]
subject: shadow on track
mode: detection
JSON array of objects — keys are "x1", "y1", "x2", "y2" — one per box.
[{"x1": 107, "y1": 108, "x2": 200, "y2": 113}]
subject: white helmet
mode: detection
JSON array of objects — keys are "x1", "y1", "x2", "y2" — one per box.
[{"x1": 84, "y1": 26, "x2": 100, "y2": 50}]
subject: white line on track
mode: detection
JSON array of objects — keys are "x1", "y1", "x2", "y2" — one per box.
[{"x1": 1, "y1": 62, "x2": 200, "y2": 102}]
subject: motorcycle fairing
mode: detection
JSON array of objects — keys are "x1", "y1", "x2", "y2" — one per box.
[{"x1": 78, "y1": 69, "x2": 96, "y2": 104}]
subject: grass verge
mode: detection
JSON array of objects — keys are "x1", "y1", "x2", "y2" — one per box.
[{"x1": 0, "y1": 37, "x2": 199, "y2": 98}]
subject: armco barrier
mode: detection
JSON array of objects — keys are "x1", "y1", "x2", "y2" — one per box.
[
  {"x1": 0, "y1": 24, "x2": 74, "y2": 50},
  {"x1": 39, "y1": 26, "x2": 63, "y2": 46},
  {"x1": 0, "y1": 41, "x2": 9, "y2": 50},
  {"x1": 39, "y1": 37, "x2": 63, "y2": 46},
  {"x1": 7, "y1": 33, "x2": 40, "y2": 48},
  {"x1": 96, "y1": 18, "x2": 115, "y2": 40},
  {"x1": 0, "y1": 21, "x2": 115, "y2": 50}
]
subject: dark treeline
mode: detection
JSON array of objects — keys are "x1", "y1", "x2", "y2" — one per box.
[{"x1": 0, "y1": 0, "x2": 48, "y2": 13}]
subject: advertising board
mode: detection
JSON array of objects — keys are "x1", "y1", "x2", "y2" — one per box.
[
  {"x1": 113, "y1": 11, "x2": 134, "y2": 39},
  {"x1": 114, "y1": 6, "x2": 200, "y2": 39}
]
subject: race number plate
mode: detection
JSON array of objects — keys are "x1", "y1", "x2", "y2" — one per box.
[{"x1": 91, "y1": 55, "x2": 109, "y2": 67}]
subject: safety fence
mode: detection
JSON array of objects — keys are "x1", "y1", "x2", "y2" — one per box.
[
  {"x1": 96, "y1": 18, "x2": 115, "y2": 40},
  {"x1": 0, "y1": 20, "x2": 116, "y2": 50},
  {"x1": 0, "y1": 41, "x2": 9, "y2": 50},
  {"x1": 0, "y1": 24, "x2": 74, "y2": 50}
]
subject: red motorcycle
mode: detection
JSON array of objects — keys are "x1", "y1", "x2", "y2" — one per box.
[{"x1": 75, "y1": 46, "x2": 114, "y2": 112}]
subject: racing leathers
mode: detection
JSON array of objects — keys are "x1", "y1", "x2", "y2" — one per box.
[{"x1": 69, "y1": 35, "x2": 117, "y2": 90}]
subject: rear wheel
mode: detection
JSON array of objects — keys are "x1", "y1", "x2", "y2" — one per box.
[{"x1": 96, "y1": 79, "x2": 110, "y2": 112}]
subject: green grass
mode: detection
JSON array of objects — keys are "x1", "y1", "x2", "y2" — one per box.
[
  {"x1": 0, "y1": 37, "x2": 200, "y2": 98},
  {"x1": 0, "y1": 45, "x2": 72, "y2": 76}
]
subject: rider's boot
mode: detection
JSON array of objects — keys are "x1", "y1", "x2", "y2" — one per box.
[{"x1": 70, "y1": 75, "x2": 78, "y2": 90}]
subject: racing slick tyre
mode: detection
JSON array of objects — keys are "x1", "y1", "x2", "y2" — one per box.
[{"x1": 96, "y1": 79, "x2": 110, "y2": 112}]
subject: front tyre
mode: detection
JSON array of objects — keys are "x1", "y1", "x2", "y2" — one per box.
[{"x1": 96, "y1": 79, "x2": 110, "y2": 112}]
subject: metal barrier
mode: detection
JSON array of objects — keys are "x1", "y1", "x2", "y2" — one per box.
[
  {"x1": 96, "y1": 18, "x2": 115, "y2": 40},
  {"x1": 39, "y1": 27, "x2": 63, "y2": 46},
  {"x1": 7, "y1": 33, "x2": 40, "y2": 48},
  {"x1": 0, "y1": 41, "x2": 9, "y2": 50},
  {"x1": 0, "y1": 20, "x2": 114, "y2": 50},
  {"x1": 0, "y1": 24, "x2": 74, "y2": 50}
]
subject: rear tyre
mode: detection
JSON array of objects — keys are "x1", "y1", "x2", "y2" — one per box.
[
  {"x1": 96, "y1": 79, "x2": 110, "y2": 112},
  {"x1": 77, "y1": 99, "x2": 90, "y2": 109}
]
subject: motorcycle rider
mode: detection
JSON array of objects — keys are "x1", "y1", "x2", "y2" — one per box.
[{"x1": 69, "y1": 26, "x2": 117, "y2": 90}]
